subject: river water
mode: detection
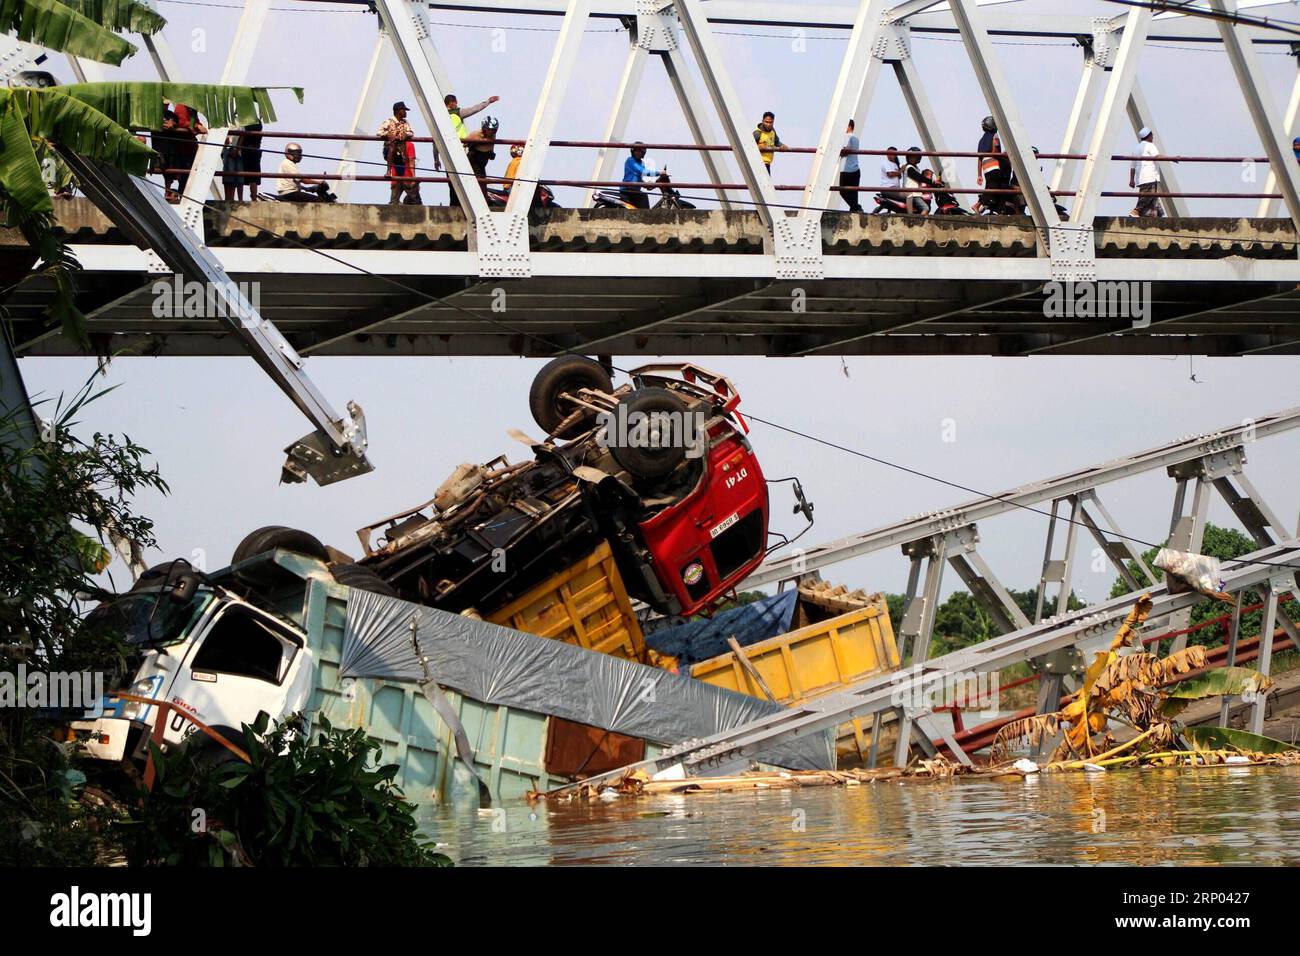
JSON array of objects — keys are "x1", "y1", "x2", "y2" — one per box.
[{"x1": 424, "y1": 766, "x2": 1300, "y2": 866}]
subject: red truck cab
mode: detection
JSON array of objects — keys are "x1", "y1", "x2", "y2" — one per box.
[{"x1": 636, "y1": 426, "x2": 769, "y2": 616}]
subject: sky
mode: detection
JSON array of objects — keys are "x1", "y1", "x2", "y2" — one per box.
[{"x1": 15, "y1": 0, "x2": 1300, "y2": 606}]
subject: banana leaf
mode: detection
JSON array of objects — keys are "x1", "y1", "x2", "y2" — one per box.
[
  {"x1": 0, "y1": 93, "x2": 53, "y2": 217},
  {"x1": 58, "y1": 0, "x2": 165, "y2": 34},
  {"x1": 1183, "y1": 725, "x2": 1297, "y2": 755},
  {"x1": 1160, "y1": 666, "x2": 1272, "y2": 717},
  {"x1": 46, "y1": 82, "x2": 303, "y2": 132},
  {"x1": 0, "y1": 0, "x2": 137, "y2": 65},
  {"x1": 1167, "y1": 666, "x2": 1272, "y2": 699}
]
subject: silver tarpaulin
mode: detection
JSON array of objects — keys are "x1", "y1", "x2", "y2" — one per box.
[{"x1": 340, "y1": 589, "x2": 833, "y2": 771}]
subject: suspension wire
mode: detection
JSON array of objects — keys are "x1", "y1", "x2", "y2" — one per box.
[
  {"x1": 121, "y1": 172, "x2": 1300, "y2": 573},
  {"x1": 1100, "y1": 0, "x2": 1300, "y2": 38}
]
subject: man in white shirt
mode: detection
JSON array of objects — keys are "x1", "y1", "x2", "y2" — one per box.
[
  {"x1": 839, "y1": 119, "x2": 863, "y2": 213},
  {"x1": 1128, "y1": 127, "x2": 1162, "y2": 218},
  {"x1": 276, "y1": 143, "x2": 335, "y2": 202},
  {"x1": 879, "y1": 145, "x2": 903, "y2": 207}
]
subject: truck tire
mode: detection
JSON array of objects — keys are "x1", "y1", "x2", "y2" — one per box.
[
  {"x1": 330, "y1": 563, "x2": 398, "y2": 597},
  {"x1": 608, "y1": 387, "x2": 692, "y2": 481},
  {"x1": 231, "y1": 525, "x2": 329, "y2": 565},
  {"x1": 529, "y1": 355, "x2": 613, "y2": 439}
]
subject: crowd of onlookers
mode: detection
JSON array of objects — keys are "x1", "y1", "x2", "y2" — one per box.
[{"x1": 118, "y1": 99, "x2": 1178, "y2": 219}]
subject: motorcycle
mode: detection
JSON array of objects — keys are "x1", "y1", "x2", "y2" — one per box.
[
  {"x1": 594, "y1": 170, "x2": 696, "y2": 210},
  {"x1": 485, "y1": 182, "x2": 560, "y2": 209}
]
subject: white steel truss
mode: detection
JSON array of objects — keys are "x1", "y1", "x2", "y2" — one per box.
[{"x1": 10, "y1": 1, "x2": 1300, "y2": 287}]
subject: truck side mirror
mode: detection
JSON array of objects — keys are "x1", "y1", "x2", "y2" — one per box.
[
  {"x1": 791, "y1": 479, "x2": 814, "y2": 524},
  {"x1": 169, "y1": 570, "x2": 200, "y2": 604}
]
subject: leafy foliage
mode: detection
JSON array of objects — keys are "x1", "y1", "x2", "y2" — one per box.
[
  {"x1": 992, "y1": 594, "x2": 1277, "y2": 763},
  {"x1": 0, "y1": 375, "x2": 165, "y2": 864},
  {"x1": 884, "y1": 586, "x2": 1085, "y2": 659},
  {"x1": 1107, "y1": 524, "x2": 1296, "y2": 652},
  {"x1": 0, "y1": 0, "x2": 140, "y2": 65},
  {"x1": 119, "y1": 714, "x2": 452, "y2": 867}
]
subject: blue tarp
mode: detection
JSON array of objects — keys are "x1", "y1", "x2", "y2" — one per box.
[{"x1": 644, "y1": 590, "x2": 798, "y2": 666}]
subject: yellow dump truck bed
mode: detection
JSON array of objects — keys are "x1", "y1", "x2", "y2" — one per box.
[
  {"x1": 485, "y1": 541, "x2": 647, "y2": 660},
  {"x1": 689, "y1": 585, "x2": 899, "y2": 704}
]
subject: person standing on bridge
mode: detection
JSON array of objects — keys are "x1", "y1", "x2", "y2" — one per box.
[
  {"x1": 1129, "y1": 127, "x2": 1164, "y2": 218},
  {"x1": 974, "y1": 115, "x2": 1008, "y2": 214},
  {"x1": 445, "y1": 92, "x2": 500, "y2": 207},
  {"x1": 753, "y1": 111, "x2": 787, "y2": 174},
  {"x1": 838, "y1": 119, "x2": 862, "y2": 213},
  {"x1": 379, "y1": 101, "x2": 421, "y2": 205}
]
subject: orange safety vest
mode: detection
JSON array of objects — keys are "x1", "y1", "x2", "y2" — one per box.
[{"x1": 980, "y1": 134, "x2": 1002, "y2": 176}]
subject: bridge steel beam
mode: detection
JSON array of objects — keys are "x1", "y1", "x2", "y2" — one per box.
[
  {"x1": 891, "y1": 36, "x2": 961, "y2": 188},
  {"x1": 335, "y1": 29, "x2": 395, "y2": 202},
  {"x1": 1257, "y1": 48, "x2": 1300, "y2": 218},
  {"x1": 749, "y1": 406, "x2": 1300, "y2": 588},
  {"x1": 1211, "y1": 0, "x2": 1300, "y2": 237},
  {"x1": 375, "y1": 0, "x2": 492, "y2": 223},
  {"x1": 801, "y1": 0, "x2": 889, "y2": 223},
  {"x1": 1071, "y1": 7, "x2": 1149, "y2": 229},
  {"x1": 1051, "y1": 37, "x2": 1104, "y2": 196},
  {"x1": 948, "y1": 0, "x2": 1061, "y2": 250},
  {"x1": 179, "y1": 0, "x2": 273, "y2": 237},
  {"x1": 588, "y1": 41, "x2": 649, "y2": 207},
  {"x1": 673, "y1": 0, "x2": 781, "y2": 243},
  {"x1": 659, "y1": 49, "x2": 735, "y2": 209},
  {"x1": 506, "y1": 0, "x2": 591, "y2": 217}
]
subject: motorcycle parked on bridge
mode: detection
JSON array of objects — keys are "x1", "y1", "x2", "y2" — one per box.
[
  {"x1": 485, "y1": 182, "x2": 560, "y2": 209},
  {"x1": 593, "y1": 170, "x2": 696, "y2": 210}
]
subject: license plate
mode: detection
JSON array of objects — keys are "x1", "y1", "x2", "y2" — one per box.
[{"x1": 709, "y1": 512, "x2": 739, "y2": 538}]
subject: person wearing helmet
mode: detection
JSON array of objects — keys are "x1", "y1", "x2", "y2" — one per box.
[
  {"x1": 504, "y1": 143, "x2": 525, "y2": 194},
  {"x1": 903, "y1": 146, "x2": 930, "y2": 214},
  {"x1": 621, "y1": 142, "x2": 653, "y2": 209},
  {"x1": 975, "y1": 114, "x2": 1009, "y2": 213},
  {"x1": 276, "y1": 142, "x2": 335, "y2": 202},
  {"x1": 464, "y1": 115, "x2": 500, "y2": 201},
  {"x1": 378, "y1": 101, "x2": 421, "y2": 205},
  {"x1": 445, "y1": 92, "x2": 500, "y2": 206}
]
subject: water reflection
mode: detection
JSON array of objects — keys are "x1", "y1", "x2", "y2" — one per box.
[{"x1": 422, "y1": 766, "x2": 1300, "y2": 866}]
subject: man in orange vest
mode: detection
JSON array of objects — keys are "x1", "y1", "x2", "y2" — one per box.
[{"x1": 974, "y1": 115, "x2": 1009, "y2": 213}]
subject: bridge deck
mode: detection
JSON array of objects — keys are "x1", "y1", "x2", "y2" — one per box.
[{"x1": 6, "y1": 200, "x2": 1300, "y2": 357}]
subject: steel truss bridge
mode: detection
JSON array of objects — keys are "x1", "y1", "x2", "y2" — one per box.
[
  {"x1": 5, "y1": 0, "x2": 1300, "y2": 363},
  {"x1": 4, "y1": 0, "x2": 1300, "y2": 768},
  {"x1": 585, "y1": 405, "x2": 1300, "y2": 776}
]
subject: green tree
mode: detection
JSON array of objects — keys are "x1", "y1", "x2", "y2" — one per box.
[
  {"x1": 1, "y1": 0, "x2": 299, "y2": 345},
  {"x1": 0, "y1": 377, "x2": 168, "y2": 865},
  {"x1": 885, "y1": 586, "x2": 1085, "y2": 659},
  {"x1": 1108, "y1": 523, "x2": 1295, "y2": 650}
]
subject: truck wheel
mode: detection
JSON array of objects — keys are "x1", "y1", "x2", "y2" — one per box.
[
  {"x1": 231, "y1": 525, "x2": 329, "y2": 565},
  {"x1": 330, "y1": 563, "x2": 398, "y2": 597},
  {"x1": 608, "y1": 387, "x2": 692, "y2": 481},
  {"x1": 529, "y1": 355, "x2": 613, "y2": 439}
]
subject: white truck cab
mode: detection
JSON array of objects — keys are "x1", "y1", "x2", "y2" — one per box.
[{"x1": 76, "y1": 572, "x2": 316, "y2": 763}]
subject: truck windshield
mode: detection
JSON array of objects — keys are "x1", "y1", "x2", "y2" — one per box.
[{"x1": 83, "y1": 591, "x2": 205, "y2": 648}]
